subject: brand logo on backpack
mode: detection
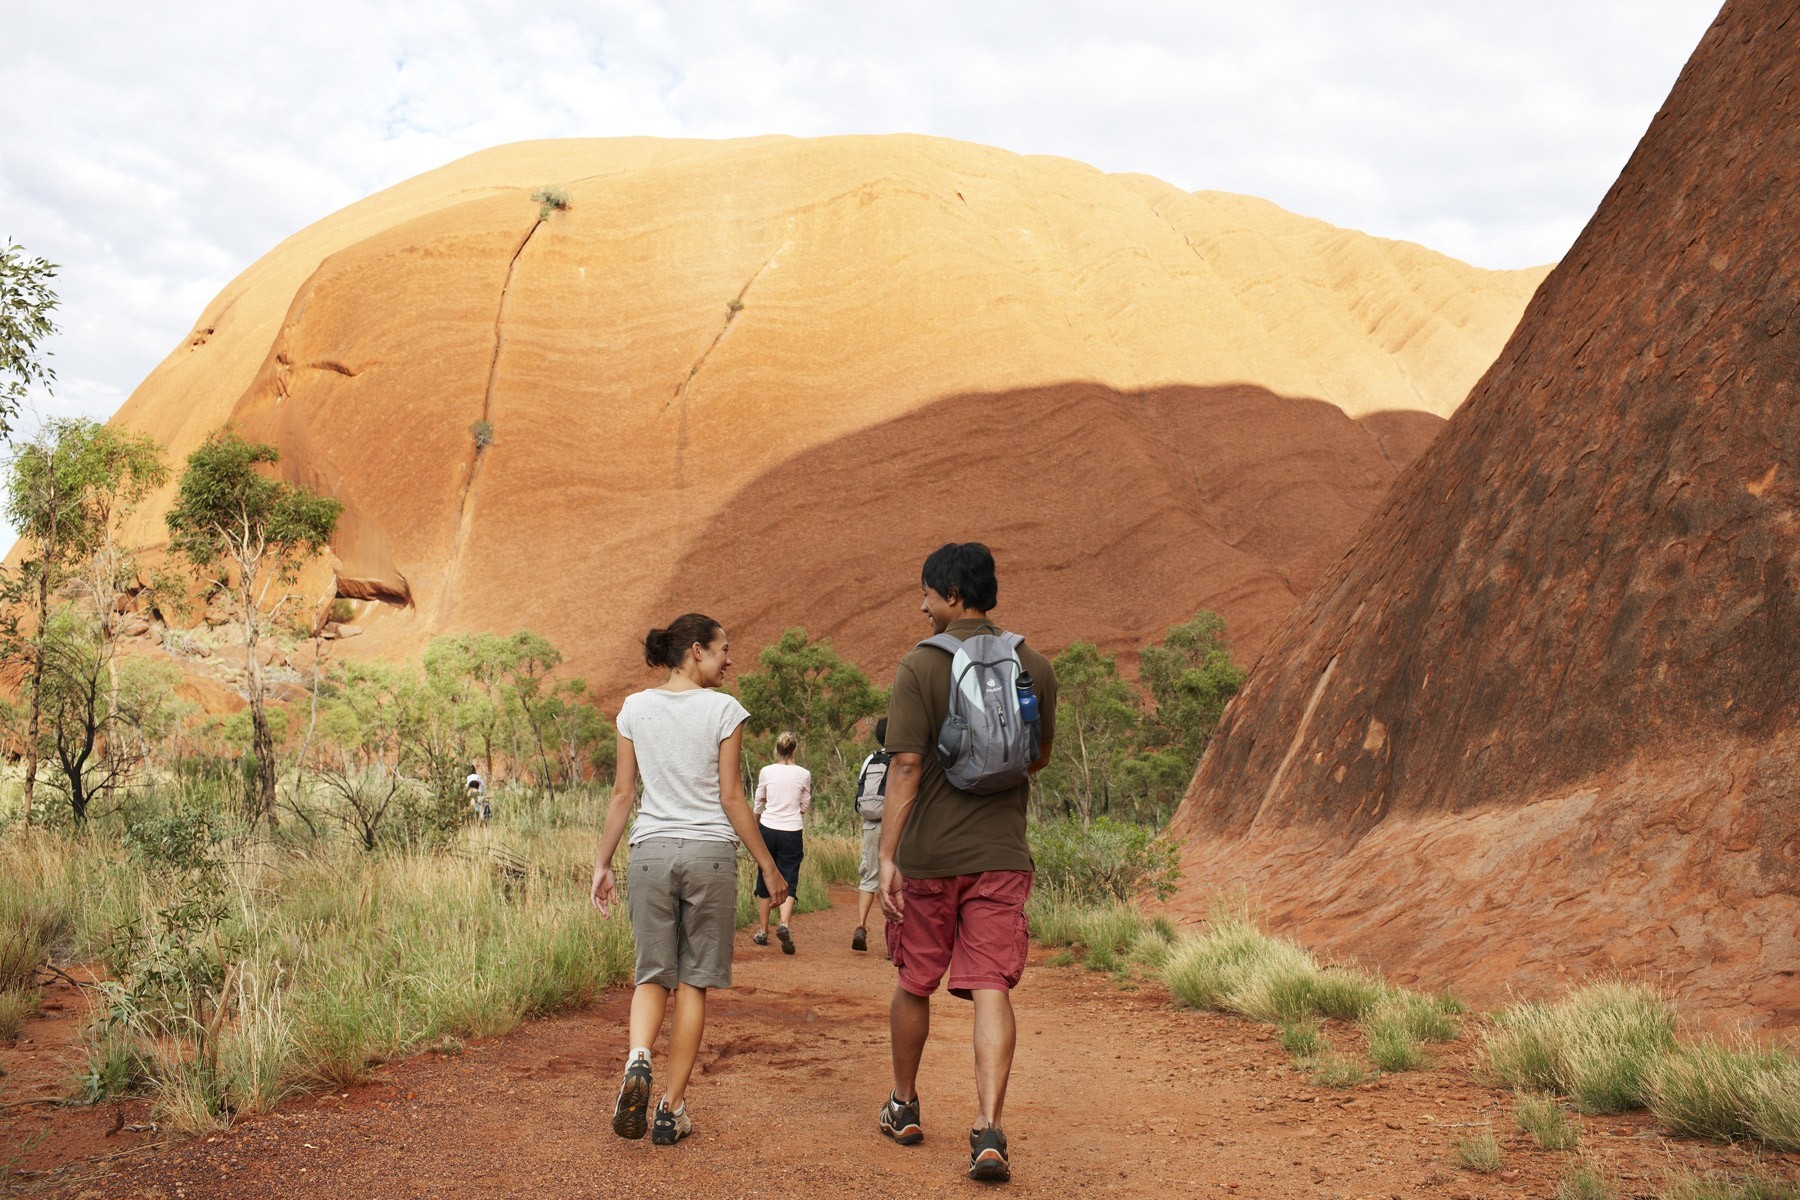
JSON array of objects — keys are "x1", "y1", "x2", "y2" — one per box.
[{"x1": 918, "y1": 630, "x2": 1043, "y2": 795}]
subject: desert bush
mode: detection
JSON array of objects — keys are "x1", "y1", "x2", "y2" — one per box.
[
  {"x1": 1648, "y1": 1038, "x2": 1800, "y2": 1150},
  {"x1": 1364, "y1": 992, "x2": 1461, "y2": 1072},
  {"x1": 1516, "y1": 1091, "x2": 1582, "y2": 1150},
  {"x1": 1454, "y1": 1131, "x2": 1501, "y2": 1173},
  {"x1": 1030, "y1": 815, "x2": 1179, "y2": 902},
  {"x1": 1278, "y1": 1019, "x2": 1323, "y2": 1059},
  {"x1": 1484, "y1": 980, "x2": 1677, "y2": 1113},
  {"x1": 532, "y1": 186, "x2": 571, "y2": 218}
]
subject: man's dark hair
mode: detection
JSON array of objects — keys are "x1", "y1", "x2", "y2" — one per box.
[
  {"x1": 873, "y1": 717, "x2": 888, "y2": 746},
  {"x1": 921, "y1": 542, "x2": 998, "y2": 611}
]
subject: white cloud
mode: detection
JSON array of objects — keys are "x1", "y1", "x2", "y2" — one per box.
[{"x1": 0, "y1": 0, "x2": 1723, "y2": 439}]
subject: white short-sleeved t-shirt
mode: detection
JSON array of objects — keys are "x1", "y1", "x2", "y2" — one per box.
[{"x1": 617, "y1": 688, "x2": 751, "y2": 845}]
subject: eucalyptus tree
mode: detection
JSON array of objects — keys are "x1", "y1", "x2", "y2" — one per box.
[
  {"x1": 165, "y1": 429, "x2": 342, "y2": 825},
  {"x1": 4, "y1": 419, "x2": 166, "y2": 823}
]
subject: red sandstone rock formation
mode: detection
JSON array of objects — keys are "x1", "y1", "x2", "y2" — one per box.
[
  {"x1": 90, "y1": 136, "x2": 1542, "y2": 700},
  {"x1": 1169, "y1": 0, "x2": 1800, "y2": 1028}
]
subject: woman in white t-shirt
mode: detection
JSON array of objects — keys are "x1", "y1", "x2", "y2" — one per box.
[
  {"x1": 590, "y1": 612, "x2": 787, "y2": 1148},
  {"x1": 751, "y1": 731, "x2": 811, "y2": 954}
]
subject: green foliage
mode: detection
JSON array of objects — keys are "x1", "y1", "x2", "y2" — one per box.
[
  {"x1": 328, "y1": 598, "x2": 355, "y2": 624},
  {"x1": 735, "y1": 628, "x2": 886, "y2": 822},
  {"x1": 1028, "y1": 815, "x2": 1180, "y2": 901},
  {"x1": 0, "y1": 988, "x2": 38, "y2": 1041},
  {"x1": 1363, "y1": 992, "x2": 1461, "y2": 1072},
  {"x1": 1483, "y1": 981, "x2": 1678, "y2": 1113},
  {"x1": 1454, "y1": 1131, "x2": 1501, "y2": 1173},
  {"x1": 1277, "y1": 1019, "x2": 1323, "y2": 1058},
  {"x1": 165, "y1": 429, "x2": 341, "y2": 573},
  {"x1": 0, "y1": 238, "x2": 59, "y2": 435},
  {"x1": 531, "y1": 186, "x2": 571, "y2": 219},
  {"x1": 1037, "y1": 641, "x2": 1141, "y2": 824},
  {"x1": 1032, "y1": 610, "x2": 1245, "y2": 826},
  {"x1": 1312, "y1": 1050, "x2": 1375, "y2": 1089},
  {"x1": 469, "y1": 419, "x2": 494, "y2": 448}
]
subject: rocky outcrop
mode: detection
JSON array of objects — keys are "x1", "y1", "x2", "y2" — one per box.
[
  {"x1": 1169, "y1": 0, "x2": 1800, "y2": 1028},
  {"x1": 90, "y1": 135, "x2": 1542, "y2": 700}
]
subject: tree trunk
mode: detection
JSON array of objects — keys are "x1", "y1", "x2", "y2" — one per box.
[
  {"x1": 244, "y1": 586, "x2": 278, "y2": 827},
  {"x1": 21, "y1": 500, "x2": 58, "y2": 829}
]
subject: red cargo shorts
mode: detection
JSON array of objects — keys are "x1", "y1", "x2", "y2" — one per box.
[{"x1": 887, "y1": 869, "x2": 1032, "y2": 1000}]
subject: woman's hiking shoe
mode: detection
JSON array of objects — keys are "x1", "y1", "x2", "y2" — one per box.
[
  {"x1": 751, "y1": 929, "x2": 768, "y2": 946},
  {"x1": 651, "y1": 1101, "x2": 692, "y2": 1146},
  {"x1": 968, "y1": 1126, "x2": 1010, "y2": 1182},
  {"x1": 852, "y1": 926, "x2": 868, "y2": 952},
  {"x1": 878, "y1": 1092, "x2": 923, "y2": 1144},
  {"x1": 612, "y1": 1058, "x2": 652, "y2": 1140},
  {"x1": 777, "y1": 924, "x2": 795, "y2": 955}
]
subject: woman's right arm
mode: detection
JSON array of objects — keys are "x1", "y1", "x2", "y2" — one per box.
[
  {"x1": 591, "y1": 736, "x2": 639, "y2": 916},
  {"x1": 719, "y1": 727, "x2": 787, "y2": 907}
]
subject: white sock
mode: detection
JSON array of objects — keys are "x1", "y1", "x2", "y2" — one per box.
[{"x1": 629, "y1": 1047, "x2": 651, "y2": 1067}]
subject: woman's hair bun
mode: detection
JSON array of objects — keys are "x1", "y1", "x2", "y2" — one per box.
[{"x1": 643, "y1": 627, "x2": 670, "y2": 668}]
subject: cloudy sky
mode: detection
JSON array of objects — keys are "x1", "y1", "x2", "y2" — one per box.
[{"x1": 2, "y1": 0, "x2": 1722, "y2": 433}]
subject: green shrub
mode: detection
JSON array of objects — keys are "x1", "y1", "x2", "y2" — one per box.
[
  {"x1": 1029, "y1": 816, "x2": 1179, "y2": 901},
  {"x1": 1484, "y1": 980, "x2": 1677, "y2": 1113},
  {"x1": 1454, "y1": 1131, "x2": 1501, "y2": 1173},
  {"x1": 1516, "y1": 1091, "x2": 1582, "y2": 1150},
  {"x1": 532, "y1": 186, "x2": 571, "y2": 218},
  {"x1": 1363, "y1": 992, "x2": 1460, "y2": 1072}
]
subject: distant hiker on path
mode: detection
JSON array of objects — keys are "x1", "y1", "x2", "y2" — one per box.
[
  {"x1": 851, "y1": 718, "x2": 893, "y2": 954},
  {"x1": 466, "y1": 766, "x2": 489, "y2": 822},
  {"x1": 876, "y1": 542, "x2": 1057, "y2": 1184},
  {"x1": 590, "y1": 613, "x2": 788, "y2": 1148},
  {"x1": 751, "y1": 731, "x2": 810, "y2": 954}
]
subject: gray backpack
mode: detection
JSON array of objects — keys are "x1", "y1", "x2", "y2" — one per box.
[
  {"x1": 855, "y1": 750, "x2": 892, "y2": 821},
  {"x1": 920, "y1": 630, "x2": 1041, "y2": 795}
]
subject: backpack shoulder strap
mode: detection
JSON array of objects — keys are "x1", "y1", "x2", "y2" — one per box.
[{"x1": 917, "y1": 632, "x2": 964, "y2": 654}]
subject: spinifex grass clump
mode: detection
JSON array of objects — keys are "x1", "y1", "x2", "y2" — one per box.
[
  {"x1": 1364, "y1": 992, "x2": 1463, "y2": 1072},
  {"x1": 1026, "y1": 889, "x2": 1171, "y2": 975},
  {"x1": 1516, "y1": 1091, "x2": 1582, "y2": 1150},
  {"x1": 1483, "y1": 980, "x2": 1677, "y2": 1113},
  {"x1": 1555, "y1": 1161, "x2": 1617, "y2": 1200},
  {"x1": 1454, "y1": 1131, "x2": 1501, "y2": 1173},
  {"x1": 1162, "y1": 909, "x2": 1390, "y2": 1026},
  {"x1": 1647, "y1": 1038, "x2": 1800, "y2": 1151},
  {"x1": 1660, "y1": 1169, "x2": 1800, "y2": 1200}
]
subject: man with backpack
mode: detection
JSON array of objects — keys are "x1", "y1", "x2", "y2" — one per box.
[
  {"x1": 852, "y1": 718, "x2": 892, "y2": 953},
  {"x1": 876, "y1": 542, "x2": 1057, "y2": 1185}
]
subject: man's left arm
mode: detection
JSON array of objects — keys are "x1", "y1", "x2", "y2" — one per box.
[{"x1": 1028, "y1": 657, "x2": 1057, "y2": 775}]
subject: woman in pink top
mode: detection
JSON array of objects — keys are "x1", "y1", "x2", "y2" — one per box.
[{"x1": 751, "y1": 731, "x2": 811, "y2": 954}]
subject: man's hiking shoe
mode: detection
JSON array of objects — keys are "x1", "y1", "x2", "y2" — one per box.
[
  {"x1": 777, "y1": 924, "x2": 795, "y2": 955},
  {"x1": 852, "y1": 926, "x2": 868, "y2": 952},
  {"x1": 612, "y1": 1059, "x2": 652, "y2": 1140},
  {"x1": 751, "y1": 929, "x2": 768, "y2": 946},
  {"x1": 878, "y1": 1092, "x2": 923, "y2": 1144},
  {"x1": 651, "y1": 1100, "x2": 692, "y2": 1146},
  {"x1": 969, "y1": 1126, "x2": 1010, "y2": 1182}
]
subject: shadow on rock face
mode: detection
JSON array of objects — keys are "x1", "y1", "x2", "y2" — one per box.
[{"x1": 655, "y1": 381, "x2": 1441, "y2": 683}]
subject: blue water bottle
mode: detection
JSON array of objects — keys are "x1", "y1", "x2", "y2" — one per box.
[{"x1": 1015, "y1": 671, "x2": 1040, "y2": 724}]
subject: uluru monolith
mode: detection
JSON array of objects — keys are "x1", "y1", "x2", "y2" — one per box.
[
  {"x1": 1168, "y1": 0, "x2": 1799, "y2": 1027},
  {"x1": 94, "y1": 135, "x2": 1543, "y2": 699}
]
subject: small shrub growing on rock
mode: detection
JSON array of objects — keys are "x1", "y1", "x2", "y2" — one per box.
[
  {"x1": 532, "y1": 186, "x2": 571, "y2": 219},
  {"x1": 469, "y1": 419, "x2": 494, "y2": 449}
]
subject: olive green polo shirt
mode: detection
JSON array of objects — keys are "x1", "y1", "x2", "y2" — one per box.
[{"x1": 885, "y1": 618, "x2": 1058, "y2": 878}]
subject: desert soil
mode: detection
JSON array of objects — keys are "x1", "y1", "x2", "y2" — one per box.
[{"x1": 4, "y1": 888, "x2": 1794, "y2": 1199}]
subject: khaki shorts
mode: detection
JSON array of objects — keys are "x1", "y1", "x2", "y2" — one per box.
[
  {"x1": 859, "y1": 821, "x2": 881, "y2": 893},
  {"x1": 627, "y1": 837, "x2": 738, "y2": 990}
]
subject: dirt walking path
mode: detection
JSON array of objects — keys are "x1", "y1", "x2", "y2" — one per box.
[{"x1": 10, "y1": 888, "x2": 1796, "y2": 1198}]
